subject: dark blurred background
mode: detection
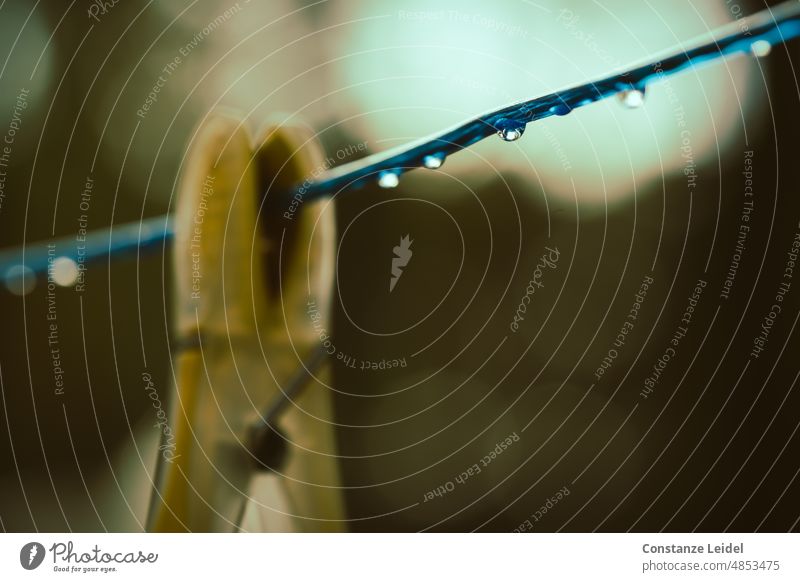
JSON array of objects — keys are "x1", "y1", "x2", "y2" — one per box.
[{"x1": 1, "y1": 0, "x2": 799, "y2": 532}]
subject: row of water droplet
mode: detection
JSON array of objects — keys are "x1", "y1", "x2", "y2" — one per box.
[
  {"x1": 374, "y1": 38, "x2": 772, "y2": 190},
  {"x1": 375, "y1": 84, "x2": 647, "y2": 189},
  {"x1": 5, "y1": 257, "x2": 79, "y2": 296}
]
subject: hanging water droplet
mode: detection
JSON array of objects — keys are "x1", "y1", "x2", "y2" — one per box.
[
  {"x1": 750, "y1": 39, "x2": 772, "y2": 57},
  {"x1": 495, "y1": 118, "x2": 525, "y2": 142},
  {"x1": 423, "y1": 153, "x2": 446, "y2": 169},
  {"x1": 51, "y1": 256, "x2": 80, "y2": 287},
  {"x1": 549, "y1": 103, "x2": 571, "y2": 116},
  {"x1": 378, "y1": 171, "x2": 400, "y2": 189},
  {"x1": 617, "y1": 87, "x2": 646, "y2": 109},
  {"x1": 5, "y1": 265, "x2": 36, "y2": 296}
]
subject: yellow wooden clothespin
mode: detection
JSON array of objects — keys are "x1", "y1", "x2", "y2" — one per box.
[{"x1": 146, "y1": 111, "x2": 344, "y2": 532}]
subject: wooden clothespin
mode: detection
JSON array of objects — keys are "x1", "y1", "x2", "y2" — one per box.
[{"x1": 146, "y1": 111, "x2": 344, "y2": 532}]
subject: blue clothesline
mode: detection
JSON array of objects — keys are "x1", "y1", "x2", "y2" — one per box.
[{"x1": 2, "y1": 0, "x2": 800, "y2": 283}]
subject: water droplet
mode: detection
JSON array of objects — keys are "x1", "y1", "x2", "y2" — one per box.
[
  {"x1": 423, "y1": 153, "x2": 446, "y2": 169},
  {"x1": 50, "y1": 256, "x2": 79, "y2": 287},
  {"x1": 549, "y1": 103, "x2": 571, "y2": 116},
  {"x1": 5, "y1": 265, "x2": 36, "y2": 296},
  {"x1": 378, "y1": 171, "x2": 400, "y2": 189},
  {"x1": 496, "y1": 118, "x2": 525, "y2": 142},
  {"x1": 618, "y1": 87, "x2": 646, "y2": 109},
  {"x1": 750, "y1": 39, "x2": 772, "y2": 57}
]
